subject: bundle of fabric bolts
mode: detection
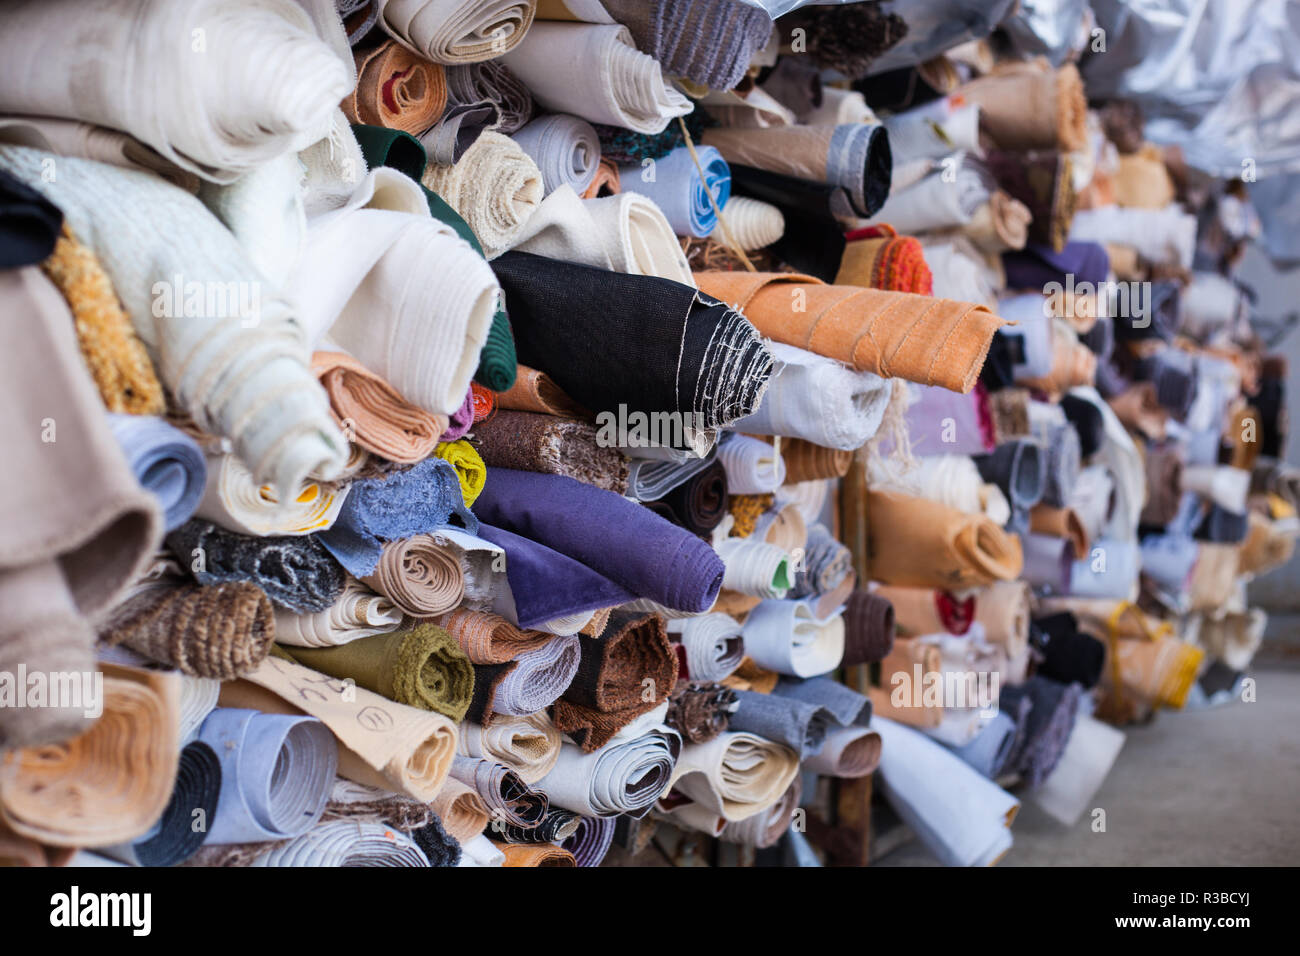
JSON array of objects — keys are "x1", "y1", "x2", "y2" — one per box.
[{"x1": 0, "y1": 0, "x2": 1291, "y2": 870}]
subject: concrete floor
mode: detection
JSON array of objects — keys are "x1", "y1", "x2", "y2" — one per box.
[{"x1": 876, "y1": 666, "x2": 1300, "y2": 866}]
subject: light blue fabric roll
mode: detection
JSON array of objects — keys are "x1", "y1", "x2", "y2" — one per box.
[
  {"x1": 107, "y1": 413, "x2": 206, "y2": 531},
  {"x1": 619, "y1": 145, "x2": 731, "y2": 238}
]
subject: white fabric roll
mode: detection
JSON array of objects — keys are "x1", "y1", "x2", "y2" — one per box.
[
  {"x1": 500, "y1": 23, "x2": 691, "y2": 134},
  {"x1": 0, "y1": 116, "x2": 200, "y2": 191},
  {"x1": 0, "y1": 0, "x2": 351, "y2": 183},
  {"x1": 197, "y1": 149, "x2": 306, "y2": 288},
  {"x1": 718, "y1": 434, "x2": 786, "y2": 494},
  {"x1": 251, "y1": 820, "x2": 428, "y2": 866},
  {"x1": 801, "y1": 88, "x2": 877, "y2": 127},
  {"x1": 869, "y1": 153, "x2": 990, "y2": 231},
  {"x1": 741, "y1": 598, "x2": 845, "y2": 677},
  {"x1": 733, "y1": 342, "x2": 890, "y2": 451},
  {"x1": 1069, "y1": 465, "x2": 1117, "y2": 544},
  {"x1": 714, "y1": 537, "x2": 792, "y2": 600},
  {"x1": 195, "y1": 453, "x2": 348, "y2": 536},
  {"x1": 869, "y1": 454, "x2": 988, "y2": 517},
  {"x1": 1030, "y1": 713, "x2": 1125, "y2": 827},
  {"x1": 774, "y1": 479, "x2": 830, "y2": 527},
  {"x1": 1180, "y1": 465, "x2": 1251, "y2": 513},
  {"x1": 1070, "y1": 205, "x2": 1197, "y2": 270},
  {"x1": 510, "y1": 113, "x2": 600, "y2": 195},
  {"x1": 537, "y1": 726, "x2": 681, "y2": 817},
  {"x1": 883, "y1": 102, "x2": 982, "y2": 163},
  {"x1": 713, "y1": 196, "x2": 785, "y2": 251},
  {"x1": 457, "y1": 712, "x2": 560, "y2": 784},
  {"x1": 664, "y1": 731, "x2": 799, "y2": 822},
  {"x1": 665, "y1": 613, "x2": 745, "y2": 682},
  {"x1": 274, "y1": 578, "x2": 403, "y2": 648},
  {"x1": 376, "y1": 0, "x2": 537, "y2": 64},
  {"x1": 457, "y1": 832, "x2": 507, "y2": 867}
]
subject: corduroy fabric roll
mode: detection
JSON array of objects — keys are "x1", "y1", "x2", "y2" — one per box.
[
  {"x1": 312, "y1": 351, "x2": 447, "y2": 464},
  {"x1": 344, "y1": 39, "x2": 448, "y2": 133},
  {"x1": 493, "y1": 841, "x2": 577, "y2": 867},
  {"x1": 106, "y1": 414, "x2": 207, "y2": 532},
  {"x1": 474, "y1": 409, "x2": 628, "y2": 493},
  {"x1": 663, "y1": 730, "x2": 798, "y2": 823},
  {"x1": 510, "y1": 114, "x2": 601, "y2": 195},
  {"x1": 252, "y1": 820, "x2": 431, "y2": 866},
  {"x1": 697, "y1": 271, "x2": 1006, "y2": 395},
  {"x1": 0, "y1": 0, "x2": 352, "y2": 182},
  {"x1": 359, "y1": 535, "x2": 462, "y2": 617},
  {"x1": 701, "y1": 124, "x2": 891, "y2": 220},
  {"x1": 465, "y1": 636, "x2": 581, "y2": 722},
  {"x1": 434, "y1": 609, "x2": 551, "y2": 663},
  {"x1": 375, "y1": 0, "x2": 537, "y2": 64},
  {"x1": 196, "y1": 453, "x2": 348, "y2": 538},
  {"x1": 561, "y1": 813, "x2": 616, "y2": 866},
  {"x1": 551, "y1": 612, "x2": 676, "y2": 752},
  {"x1": 999, "y1": 677, "x2": 1082, "y2": 788},
  {"x1": 618, "y1": 145, "x2": 731, "y2": 238},
  {"x1": 500, "y1": 22, "x2": 691, "y2": 133},
  {"x1": 449, "y1": 755, "x2": 547, "y2": 827},
  {"x1": 283, "y1": 623, "x2": 475, "y2": 721},
  {"x1": 956, "y1": 62, "x2": 1087, "y2": 153},
  {"x1": 665, "y1": 613, "x2": 745, "y2": 682},
  {"x1": 459, "y1": 712, "x2": 561, "y2": 784},
  {"x1": 166, "y1": 520, "x2": 345, "y2": 613},
  {"x1": 494, "y1": 253, "x2": 773, "y2": 434},
  {"x1": 665, "y1": 680, "x2": 738, "y2": 744},
  {"x1": 714, "y1": 197, "x2": 785, "y2": 252},
  {"x1": 430, "y1": 777, "x2": 492, "y2": 843},
  {"x1": 741, "y1": 599, "x2": 845, "y2": 677},
  {"x1": 40, "y1": 226, "x2": 164, "y2": 415},
  {"x1": 836, "y1": 225, "x2": 934, "y2": 294},
  {"x1": 0, "y1": 665, "x2": 179, "y2": 847},
  {"x1": 223, "y1": 654, "x2": 458, "y2": 801},
  {"x1": 645, "y1": 460, "x2": 728, "y2": 535},
  {"x1": 841, "y1": 589, "x2": 896, "y2": 665},
  {"x1": 537, "y1": 726, "x2": 681, "y2": 817},
  {"x1": 866, "y1": 490, "x2": 1024, "y2": 589}
]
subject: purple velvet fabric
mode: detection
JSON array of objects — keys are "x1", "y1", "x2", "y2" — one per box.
[
  {"x1": 473, "y1": 469, "x2": 725, "y2": 612},
  {"x1": 1003, "y1": 241, "x2": 1110, "y2": 291}
]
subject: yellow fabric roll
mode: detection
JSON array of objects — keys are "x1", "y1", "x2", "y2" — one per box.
[{"x1": 435, "y1": 439, "x2": 487, "y2": 507}]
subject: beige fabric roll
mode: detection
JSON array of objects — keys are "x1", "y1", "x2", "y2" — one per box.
[
  {"x1": 956, "y1": 60, "x2": 1087, "y2": 152},
  {"x1": 962, "y1": 191, "x2": 1031, "y2": 253},
  {"x1": 663, "y1": 731, "x2": 799, "y2": 823},
  {"x1": 495, "y1": 364, "x2": 589, "y2": 417},
  {"x1": 362, "y1": 534, "x2": 466, "y2": 617},
  {"x1": 714, "y1": 196, "x2": 785, "y2": 252},
  {"x1": 974, "y1": 580, "x2": 1031, "y2": 661},
  {"x1": 274, "y1": 577, "x2": 404, "y2": 649},
  {"x1": 457, "y1": 712, "x2": 561, "y2": 784},
  {"x1": 869, "y1": 636, "x2": 943, "y2": 728},
  {"x1": 430, "y1": 776, "x2": 492, "y2": 843},
  {"x1": 195, "y1": 452, "x2": 348, "y2": 536},
  {"x1": 377, "y1": 0, "x2": 537, "y2": 64},
  {"x1": 422, "y1": 131, "x2": 543, "y2": 257}
]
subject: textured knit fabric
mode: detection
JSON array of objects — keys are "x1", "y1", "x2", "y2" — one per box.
[
  {"x1": 665, "y1": 680, "x2": 738, "y2": 744},
  {"x1": 781, "y1": 2, "x2": 908, "y2": 79},
  {"x1": 474, "y1": 409, "x2": 629, "y2": 493},
  {"x1": 836, "y1": 225, "x2": 934, "y2": 294}
]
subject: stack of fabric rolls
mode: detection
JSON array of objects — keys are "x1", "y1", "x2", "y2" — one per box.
[{"x1": 0, "y1": 0, "x2": 1290, "y2": 869}]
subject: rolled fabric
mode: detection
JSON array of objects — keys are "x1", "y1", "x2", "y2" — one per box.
[
  {"x1": 803, "y1": 726, "x2": 882, "y2": 778},
  {"x1": 560, "y1": 814, "x2": 616, "y2": 866},
  {"x1": 256, "y1": 820, "x2": 430, "y2": 866},
  {"x1": 734, "y1": 342, "x2": 890, "y2": 451},
  {"x1": 459, "y1": 712, "x2": 561, "y2": 784},
  {"x1": 0, "y1": 146, "x2": 349, "y2": 497},
  {"x1": 106, "y1": 414, "x2": 206, "y2": 531},
  {"x1": 357, "y1": 534, "x2": 463, "y2": 618},
  {"x1": 663, "y1": 731, "x2": 798, "y2": 823},
  {"x1": 496, "y1": 367, "x2": 587, "y2": 418},
  {"x1": 714, "y1": 196, "x2": 785, "y2": 251},
  {"x1": 496, "y1": 807, "x2": 580, "y2": 844},
  {"x1": 872, "y1": 585, "x2": 972, "y2": 638},
  {"x1": 275, "y1": 578, "x2": 403, "y2": 649},
  {"x1": 438, "y1": 388, "x2": 477, "y2": 443},
  {"x1": 1030, "y1": 713, "x2": 1126, "y2": 827},
  {"x1": 1066, "y1": 537, "x2": 1139, "y2": 599},
  {"x1": 1030, "y1": 505, "x2": 1089, "y2": 560},
  {"x1": 665, "y1": 613, "x2": 745, "y2": 682},
  {"x1": 1035, "y1": 613, "x2": 1106, "y2": 689},
  {"x1": 717, "y1": 434, "x2": 785, "y2": 495},
  {"x1": 583, "y1": 157, "x2": 621, "y2": 197},
  {"x1": 718, "y1": 776, "x2": 801, "y2": 848},
  {"x1": 474, "y1": 409, "x2": 628, "y2": 493},
  {"x1": 466, "y1": 635, "x2": 581, "y2": 721},
  {"x1": 1003, "y1": 240, "x2": 1109, "y2": 291},
  {"x1": 282, "y1": 623, "x2": 475, "y2": 721},
  {"x1": 449, "y1": 756, "x2": 547, "y2": 828},
  {"x1": 1109, "y1": 634, "x2": 1204, "y2": 711},
  {"x1": 375, "y1": 0, "x2": 536, "y2": 64},
  {"x1": 1030, "y1": 424, "x2": 1081, "y2": 509},
  {"x1": 729, "y1": 691, "x2": 830, "y2": 757},
  {"x1": 500, "y1": 22, "x2": 691, "y2": 133},
  {"x1": 781, "y1": 439, "x2": 851, "y2": 483},
  {"x1": 494, "y1": 252, "x2": 773, "y2": 433},
  {"x1": 626, "y1": 451, "x2": 719, "y2": 502},
  {"x1": 790, "y1": 522, "x2": 852, "y2": 599},
  {"x1": 511, "y1": 114, "x2": 601, "y2": 195},
  {"x1": 974, "y1": 580, "x2": 1031, "y2": 662},
  {"x1": 842, "y1": 589, "x2": 896, "y2": 665},
  {"x1": 986, "y1": 149, "x2": 1076, "y2": 252},
  {"x1": 322, "y1": 778, "x2": 435, "y2": 831},
  {"x1": 665, "y1": 679, "x2": 738, "y2": 744},
  {"x1": 701, "y1": 123, "x2": 891, "y2": 219},
  {"x1": 166, "y1": 520, "x2": 346, "y2": 614},
  {"x1": 537, "y1": 726, "x2": 681, "y2": 817},
  {"x1": 999, "y1": 677, "x2": 1082, "y2": 788},
  {"x1": 312, "y1": 351, "x2": 447, "y2": 464},
  {"x1": 599, "y1": 0, "x2": 772, "y2": 90},
  {"x1": 1020, "y1": 533, "x2": 1074, "y2": 591},
  {"x1": 584, "y1": 192, "x2": 694, "y2": 282},
  {"x1": 867, "y1": 157, "x2": 990, "y2": 234},
  {"x1": 741, "y1": 599, "x2": 845, "y2": 677},
  {"x1": 714, "y1": 536, "x2": 791, "y2": 600},
  {"x1": 618, "y1": 145, "x2": 731, "y2": 238},
  {"x1": 0, "y1": 0, "x2": 352, "y2": 182},
  {"x1": 836, "y1": 225, "x2": 933, "y2": 294},
  {"x1": 0, "y1": 666, "x2": 179, "y2": 847},
  {"x1": 952, "y1": 709, "x2": 1019, "y2": 779},
  {"x1": 97, "y1": 741, "x2": 220, "y2": 867},
  {"x1": 956, "y1": 62, "x2": 1087, "y2": 152},
  {"x1": 435, "y1": 608, "x2": 551, "y2": 663},
  {"x1": 431, "y1": 777, "x2": 492, "y2": 843},
  {"x1": 444, "y1": 59, "x2": 535, "y2": 133},
  {"x1": 433, "y1": 440, "x2": 486, "y2": 507},
  {"x1": 492, "y1": 841, "x2": 576, "y2": 867},
  {"x1": 698, "y1": 271, "x2": 1006, "y2": 395},
  {"x1": 196, "y1": 453, "x2": 347, "y2": 538},
  {"x1": 474, "y1": 468, "x2": 724, "y2": 613},
  {"x1": 344, "y1": 39, "x2": 448, "y2": 133},
  {"x1": 196, "y1": 707, "x2": 336, "y2": 844},
  {"x1": 645, "y1": 460, "x2": 728, "y2": 535},
  {"x1": 865, "y1": 490, "x2": 1023, "y2": 589},
  {"x1": 551, "y1": 612, "x2": 676, "y2": 752}
]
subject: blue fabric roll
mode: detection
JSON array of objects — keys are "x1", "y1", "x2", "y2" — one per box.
[
  {"x1": 107, "y1": 413, "x2": 207, "y2": 530},
  {"x1": 618, "y1": 144, "x2": 731, "y2": 237}
]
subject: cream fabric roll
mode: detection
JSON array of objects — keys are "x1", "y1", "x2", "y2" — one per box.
[
  {"x1": 537, "y1": 726, "x2": 681, "y2": 817},
  {"x1": 699, "y1": 87, "x2": 797, "y2": 129},
  {"x1": 733, "y1": 342, "x2": 891, "y2": 451},
  {"x1": 376, "y1": 0, "x2": 537, "y2": 64},
  {"x1": 665, "y1": 613, "x2": 745, "y2": 682},
  {"x1": 510, "y1": 113, "x2": 601, "y2": 195},
  {"x1": 752, "y1": 505, "x2": 807, "y2": 557},
  {"x1": 178, "y1": 675, "x2": 222, "y2": 745},
  {"x1": 665, "y1": 731, "x2": 799, "y2": 822},
  {"x1": 869, "y1": 155, "x2": 990, "y2": 231},
  {"x1": 362, "y1": 534, "x2": 466, "y2": 617},
  {"x1": 251, "y1": 820, "x2": 429, "y2": 866},
  {"x1": 1030, "y1": 713, "x2": 1125, "y2": 827},
  {"x1": 274, "y1": 578, "x2": 404, "y2": 648},
  {"x1": 423, "y1": 527, "x2": 504, "y2": 609},
  {"x1": 883, "y1": 102, "x2": 982, "y2": 163},
  {"x1": 869, "y1": 454, "x2": 989, "y2": 518},
  {"x1": 500, "y1": 23, "x2": 691, "y2": 133},
  {"x1": 1067, "y1": 386, "x2": 1145, "y2": 540},
  {"x1": 802, "y1": 726, "x2": 882, "y2": 778},
  {"x1": 458, "y1": 712, "x2": 561, "y2": 784},
  {"x1": 801, "y1": 88, "x2": 877, "y2": 127},
  {"x1": 714, "y1": 536, "x2": 792, "y2": 600},
  {"x1": 718, "y1": 434, "x2": 786, "y2": 494},
  {"x1": 717, "y1": 777, "x2": 801, "y2": 848},
  {"x1": 974, "y1": 580, "x2": 1031, "y2": 662},
  {"x1": 741, "y1": 599, "x2": 845, "y2": 677},
  {"x1": 0, "y1": 0, "x2": 351, "y2": 182},
  {"x1": 195, "y1": 453, "x2": 348, "y2": 536},
  {"x1": 431, "y1": 776, "x2": 492, "y2": 843},
  {"x1": 713, "y1": 196, "x2": 785, "y2": 252},
  {"x1": 197, "y1": 148, "x2": 307, "y2": 288}
]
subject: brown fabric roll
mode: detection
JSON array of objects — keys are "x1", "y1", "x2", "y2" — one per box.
[
  {"x1": 841, "y1": 589, "x2": 896, "y2": 665},
  {"x1": 1114, "y1": 145, "x2": 1175, "y2": 209},
  {"x1": 363, "y1": 534, "x2": 465, "y2": 617},
  {"x1": 582, "y1": 157, "x2": 621, "y2": 198},
  {"x1": 322, "y1": 788, "x2": 434, "y2": 832},
  {"x1": 435, "y1": 608, "x2": 552, "y2": 664},
  {"x1": 985, "y1": 149, "x2": 1077, "y2": 252},
  {"x1": 1238, "y1": 513, "x2": 1297, "y2": 577},
  {"x1": 721, "y1": 657, "x2": 779, "y2": 694},
  {"x1": 1029, "y1": 505, "x2": 1089, "y2": 560},
  {"x1": 493, "y1": 840, "x2": 576, "y2": 867},
  {"x1": 550, "y1": 611, "x2": 677, "y2": 753},
  {"x1": 665, "y1": 679, "x2": 737, "y2": 744},
  {"x1": 474, "y1": 409, "x2": 628, "y2": 493},
  {"x1": 957, "y1": 60, "x2": 1087, "y2": 152},
  {"x1": 344, "y1": 39, "x2": 449, "y2": 133},
  {"x1": 313, "y1": 351, "x2": 447, "y2": 465},
  {"x1": 1108, "y1": 383, "x2": 1168, "y2": 441},
  {"x1": 495, "y1": 364, "x2": 589, "y2": 417},
  {"x1": 429, "y1": 777, "x2": 492, "y2": 844},
  {"x1": 579, "y1": 606, "x2": 614, "y2": 637},
  {"x1": 781, "y1": 438, "x2": 852, "y2": 483},
  {"x1": 990, "y1": 387, "x2": 1032, "y2": 443},
  {"x1": 728, "y1": 493, "x2": 774, "y2": 538},
  {"x1": 1140, "y1": 445, "x2": 1185, "y2": 527}
]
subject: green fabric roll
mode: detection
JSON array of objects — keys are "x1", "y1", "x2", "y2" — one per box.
[
  {"x1": 351, "y1": 125, "x2": 516, "y2": 392},
  {"x1": 281, "y1": 623, "x2": 475, "y2": 721}
]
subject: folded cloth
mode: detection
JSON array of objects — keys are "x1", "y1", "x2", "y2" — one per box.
[
  {"x1": 40, "y1": 227, "x2": 164, "y2": 414},
  {"x1": 998, "y1": 676, "x2": 1082, "y2": 789},
  {"x1": 444, "y1": 59, "x2": 535, "y2": 133},
  {"x1": 957, "y1": 62, "x2": 1087, "y2": 152},
  {"x1": 449, "y1": 756, "x2": 547, "y2": 827},
  {"x1": 701, "y1": 124, "x2": 891, "y2": 219},
  {"x1": 475, "y1": 469, "x2": 724, "y2": 612},
  {"x1": 551, "y1": 612, "x2": 676, "y2": 752},
  {"x1": 465, "y1": 635, "x2": 581, "y2": 721},
  {"x1": 715, "y1": 196, "x2": 785, "y2": 252},
  {"x1": 99, "y1": 741, "x2": 221, "y2": 867},
  {"x1": 222, "y1": 654, "x2": 458, "y2": 801},
  {"x1": 626, "y1": 450, "x2": 719, "y2": 501},
  {"x1": 732, "y1": 342, "x2": 890, "y2": 451},
  {"x1": 618, "y1": 145, "x2": 731, "y2": 238},
  {"x1": 343, "y1": 39, "x2": 447, "y2": 133},
  {"x1": 874, "y1": 715, "x2": 1020, "y2": 867},
  {"x1": 537, "y1": 726, "x2": 681, "y2": 817},
  {"x1": 459, "y1": 711, "x2": 561, "y2": 784},
  {"x1": 0, "y1": 147, "x2": 349, "y2": 497},
  {"x1": 435, "y1": 608, "x2": 551, "y2": 663},
  {"x1": 717, "y1": 434, "x2": 785, "y2": 495},
  {"x1": 741, "y1": 599, "x2": 845, "y2": 677},
  {"x1": 836, "y1": 225, "x2": 933, "y2": 294},
  {"x1": 196, "y1": 707, "x2": 336, "y2": 844},
  {"x1": 283, "y1": 623, "x2": 475, "y2": 721},
  {"x1": 0, "y1": 0, "x2": 352, "y2": 182},
  {"x1": 645, "y1": 460, "x2": 728, "y2": 535},
  {"x1": 599, "y1": 0, "x2": 772, "y2": 90},
  {"x1": 0, "y1": 166, "x2": 62, "y2": 267},
  {"x1": 496, "y1": 807, "x2": 580, "y2": 844},
  {"x1": 841, "y1": 589, "x2": 896, "y2": 665},
  {"x1": 196, "y1": 453, "x2": 348, "y2": 538},
  {"x1": 500, "y1": 22, "x2": 691, "y2": 133},
  {"x1": 665, "y1": 613, "x2": 745, "y2": 682},
  {"x1": 253, "y1": 819, "x2": 430, "y2": 866},
  {"x1": 312, "y1": 351, "x2": 447, "y2": 464},
  {"x1": 475, "y1": 409, "x2": 628, "y2": 493},
  {"x1": 107, "y1": 414, "x2": 206, "y2": 532},
  {"x1": 663, "y1": 730, "x2": 798, "y2": 823},
  {"x1": 866, "y1": 490, "x2": 1024, "y2": 589},
  {"x1": 167, "y1": 520, "x2": 346, "y2": 613},
  {"x1": 430, "y1": 777, "x2": 491, "y2": 843},
  {"x1": 319, "y1": 457, "x2": 476, "y2": 578},
  {"x1": 729, "y1": 691, "x2": 830, "y2": 756},
  {"x1": 511, "y1": 114, "x2": 601, "y2": 195},
  {"x1": 696, "y1": 271, "x2": 1006, "y2": 395},
  {"x1": 665, "y1": 680, "x2": 738, "y2": 744},
  {"x1": 375, "y1": 0, "x2": 536, "y2": 63}
]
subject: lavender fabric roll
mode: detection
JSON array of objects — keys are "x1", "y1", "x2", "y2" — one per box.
[
  {"x1": 319, "y1": 457, "x2": 478, "y2": 577},
  {"x1": 1021, "y1": 533, "x2": 1073, "y2": 592},
  {"x1": 107, "y1": 414, "x2": 207, "y2": 531},
  {"x1": 473, "y1": 469, "x2": 724, "y2": 613},
  {"x1": 904, "y1": 384, "x2": 996, "y2": 456},
  {"x1": 998, "y1": 677, "x2": 1081, "y2": 789},
  {"x1": 561, "y1": 814, "x2": 616, "y2": 866},
  {"x1": 510, "y1": 113, "x2": 601, "y2": 196},
  {"x1": 1003, "y1": 241, "x2": 1109, "y2": 289}
]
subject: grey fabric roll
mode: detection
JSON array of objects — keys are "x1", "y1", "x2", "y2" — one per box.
[
  {"x1": 998, "y1": 677, "x2": 1081, "y2": 789},
  {"x1": 729, "y1": 689, "x2": 830, "y2": 757},
  {"x1": 250, "y1": 820, "x2": 429, "y2": 866},
  {"x1": 789, "y1": 522, "x2": 853, "y2": 598},
  {"x1": 973, "y1": 439, "x2": 1044, "y2": 528},
  {"x1": 952, "y1": 710, "x2": 1018, "y2": 778},
  {"x1": 449, "y1": 755, "x2": 548, "y2": 828},
  {"x1": 771, "y1": 675, "x2": 871, "y2": 727},
  {"x1": 510, "y1": 114, "x2": 601, "y2": 195},
  {"x1": 100, "y1": 740, "x2": 222, "y2": 867},
  {"x1": 626, "y1": 449, "x2": 719, "y2": 501},
  {"x1": 444, "y1": 60, "x2": 534, "y2": 134},
  {"x1": 1040, "y1": 425, "x2": 1081, "y2": 508}
]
